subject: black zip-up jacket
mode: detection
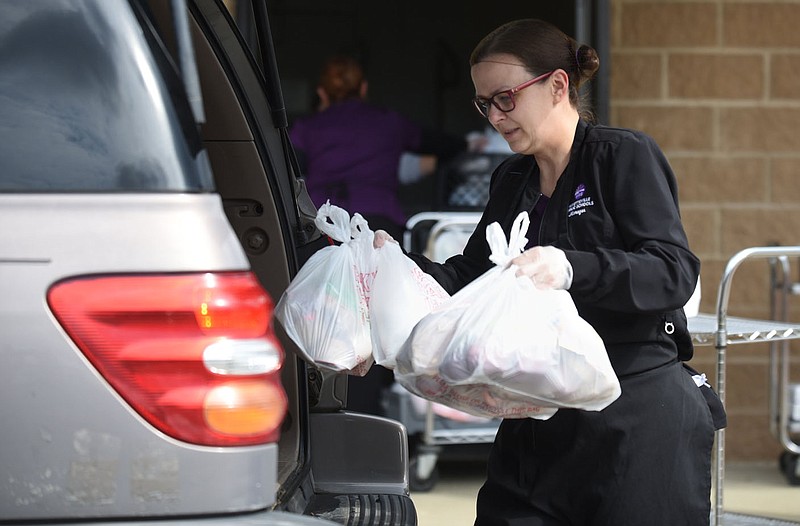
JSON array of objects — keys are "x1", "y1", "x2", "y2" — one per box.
[{"x1": 408, "y1": 120, "x2": 701, "y2": 378}]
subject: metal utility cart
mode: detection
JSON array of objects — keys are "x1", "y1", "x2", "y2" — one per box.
[
  {"x1": 690, "y1": 246, "x2": 800, "y2": 526},
  {"x1": 381, "y1": 211, "x2": 500, "y2": 492},
  {"x1": 381, "y1": 383, "x2": 499, "y2": 492},
  {"x1": 768, "y1": 255, "x2": 800, "y2": 486},
  {"x1": 391, "y1": 151, "x2": 512, "y2": 491}
]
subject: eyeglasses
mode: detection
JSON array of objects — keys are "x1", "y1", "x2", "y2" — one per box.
[{"x1": 472, "y1": 71, "x2": 554, "y2": 118}]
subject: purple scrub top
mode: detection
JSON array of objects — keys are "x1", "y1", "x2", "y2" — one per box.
[{"x1": 290, "y1": 98, "x2": 423, "y2": 227}]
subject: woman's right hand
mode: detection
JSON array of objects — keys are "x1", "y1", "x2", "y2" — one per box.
[
  {"x1": 511, "y1": 245, "x2": 573, "y2": 290},
  {"x1": 373, "y1": 230, "x2": 396, "y2": 248}
]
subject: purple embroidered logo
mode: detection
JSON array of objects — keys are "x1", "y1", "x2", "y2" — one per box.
[{"x1": 568, "y1": 184, "x2": 594, "y2": 218}]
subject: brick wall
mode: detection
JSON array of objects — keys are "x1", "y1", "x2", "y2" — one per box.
[{"x1": 611, "y1": 0, "x2": 800, "y2": 461}]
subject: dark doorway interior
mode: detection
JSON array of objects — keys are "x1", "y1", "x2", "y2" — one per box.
[
  {"x1": 264, "y1": 1, "x2": 607, "y2": 136},
  {"x1": 247, "y1": 1, "x2": 608, "y2": 213}
]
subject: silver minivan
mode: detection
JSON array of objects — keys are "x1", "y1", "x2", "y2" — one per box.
[{"x1": 0, "y1": 1, "x2": 414, "y2": 524}]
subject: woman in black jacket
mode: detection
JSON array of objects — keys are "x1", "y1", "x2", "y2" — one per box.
[{"x1": 375, "y1": 18, "x2": 721, "y2": 526}]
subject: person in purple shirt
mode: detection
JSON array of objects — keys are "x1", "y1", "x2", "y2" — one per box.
[
  {"x1": 290, "y1": 55, "x2": 467, "y2": 241},
  {"x1": 290, "y1": 55, "x2": 469, "y2": 415}
]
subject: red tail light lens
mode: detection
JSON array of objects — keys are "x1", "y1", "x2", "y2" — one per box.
[{"x1": 47, "y1": 272, "x2": 288, "y2": 446}]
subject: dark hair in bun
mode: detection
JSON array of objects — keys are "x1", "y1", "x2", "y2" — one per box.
[{"x1": 471, "y1": 19, "x2": 599, "y2": 121}]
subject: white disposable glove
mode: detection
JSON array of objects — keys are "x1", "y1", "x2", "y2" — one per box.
[
  {"x1": 373, "y1": 229, "x2": 396, "y2": 249},
  {"x1": 511, "y1": 246, "x2": 573, "y2": 290}
]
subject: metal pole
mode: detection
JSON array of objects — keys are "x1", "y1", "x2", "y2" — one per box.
[{"x1": 712, "y1": 246, "x2": 800, "y2": 526}]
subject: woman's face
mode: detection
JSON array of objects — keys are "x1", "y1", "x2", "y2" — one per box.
[{"x1": 470, "y1": 53, "x2": 553, "y2": 156}]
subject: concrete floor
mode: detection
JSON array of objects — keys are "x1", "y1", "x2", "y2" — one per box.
[{"x1": 410, "y1": 460, "x2": 800, "y2": 525}]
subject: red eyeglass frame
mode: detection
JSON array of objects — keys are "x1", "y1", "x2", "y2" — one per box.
[{"x1": 472, "y1": 70, "x2": 554, "y2": 118}]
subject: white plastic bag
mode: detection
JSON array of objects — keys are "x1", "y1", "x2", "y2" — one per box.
[
  {"x1": 395, "y1": 212, "x2": 621, "y2": 419},
  {"x1": 274, "y1": 202, "x2": 376, "y2": 376},
  {"x1": 369, "y1": 241, "x2": 450, "y2": 369}
]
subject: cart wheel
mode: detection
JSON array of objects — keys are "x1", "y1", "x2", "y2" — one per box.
[
  {"x1": 780, "y1": 451, "x2": 800, "y2": 485},
  {"x1": 780, "y1": 451, "x2": 793, "y2": 472},
  {"x1": 409, "y1": 456, "x2": 440, "y2": 492}
]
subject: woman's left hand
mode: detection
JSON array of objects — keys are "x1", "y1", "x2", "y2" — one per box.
[
  {"x1": 511, "y1": 246, "x2": 573, "y2": 290},
  {"x1": 373, "y1": 230, "x2": 396, "y2": 249}
]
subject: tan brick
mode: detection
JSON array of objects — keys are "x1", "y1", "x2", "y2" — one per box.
[
  {"x1": 681, "y1": 206, "x2": 719, "y2": 257},
  {"x1": 669, "y1": 53, "x2": 764, "y2": 100},
  {"x1": 720, "y1": 207, "x2": 800, "y2": 256},
  {"x1": 615, "y1": 106, "x2": 713, "y2": 151},
  {"x1": 610, "y1": 0, "x2": 621, "y2": 48},
  {"x1": 686, "y1": 345, "x2": 789, "y2": 462},
  {"x1": 723, "y1": 355, "x2": 800, "y2": 462},
  {"x1": 720, "y1": 108, "x2": 800, "y2": 153},
  {"x1": 725, "y1": 413, "x2": 783, "y2": 461},
  {"x1": 611, "y1": 52, "x2": 662, "y2": 99},
  {"x1": 688, "y1": 345, "x2": 716, "y2": 372},
  {"x1": 699, "y1": 256, "x2": 725, "y2": 282},
  {"x1": 698, "y1": 260, "x2": 744, "y2": 318},
  {"x1": 670, "y1": 157, "x2": 767, "y2": 203},
  {"x1": 726, "y1": 361, "x2": 770, "y2": 412},
  {"x1": 620, "y1": 2, "x2": 717, "y2": 47},
  {"x1": 700, "y1": 259, "x2": 728, "y2": 299},
  {"x1": 724, "y1": 3, "x2": 800, "y2": 47},
  {"x1": 771, "y1": 54, "x2": 800, "y2": 100},
  {"x1": 611, "y1": 0, "x2": 800, "y2": 443},
  {"x1": 690, "y1": 257, "x2": 774, "y2": 317},
  {"x1": 771, "y1": 159, "x2": 800, "y2": 203},
  {"x1": 698, "y1": 255, "x2": 774, "y2": 321}
]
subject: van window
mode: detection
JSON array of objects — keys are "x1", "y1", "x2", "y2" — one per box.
[{"x1": 0, "y1": 0, "x2": 213, "y2": 192}]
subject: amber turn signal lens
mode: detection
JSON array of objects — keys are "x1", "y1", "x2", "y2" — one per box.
[{"x1": 204, "y1": 380, "x2": 288, "y2": 437}]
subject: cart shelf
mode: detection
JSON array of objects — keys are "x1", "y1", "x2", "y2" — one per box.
[
  {"x1": 695, "y1": 246, "x2": 800, "y2": 526},
  {"x1": 689, "y1": 314, "x2": 800, "y2": 347}
]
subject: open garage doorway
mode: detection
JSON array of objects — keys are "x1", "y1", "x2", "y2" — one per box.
[
  {"x1": 226, "y1": 0, "x2": 609, "y2": 213},
  {"x1": 260, "y1": 1, "x2": 609, "y2": 135}
]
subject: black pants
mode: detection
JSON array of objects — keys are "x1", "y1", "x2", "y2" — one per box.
[{"x1": 475, "y1": 361, "x2": 715, "y2": 526}]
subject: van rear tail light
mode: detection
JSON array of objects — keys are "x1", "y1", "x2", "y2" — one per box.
[{"x1": 47, "y1": 272, "x2": 288, "y2": 447}]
